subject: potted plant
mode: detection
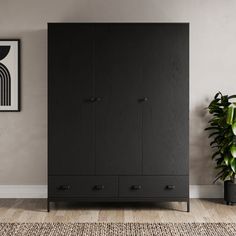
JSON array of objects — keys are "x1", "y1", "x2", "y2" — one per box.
[{"x1": 205, "y1": 92, "x2": 236, "y2": 205}]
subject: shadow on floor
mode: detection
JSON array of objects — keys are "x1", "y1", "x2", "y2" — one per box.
[
  {"x1": 200, "y1": 198, "x2": 226, "y2": 205},
  {"x1": 0, "y1": 199, "x2": 188, "y2": 213}
]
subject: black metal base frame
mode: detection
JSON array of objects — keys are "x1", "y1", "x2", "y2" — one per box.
[{"x1": 47, "y1": 198, "x2": 190, "y2": 213}]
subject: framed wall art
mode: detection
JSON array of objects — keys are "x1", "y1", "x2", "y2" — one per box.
[{"x1": 0, "y1": 39, "x2": 20, "y2": 111}]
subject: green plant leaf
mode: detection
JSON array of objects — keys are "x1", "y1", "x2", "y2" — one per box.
[
  {"x1": 230, "y1": 145, "x2": 236, "y2": 158},
  {"x1": 213, "y1": 176, "x2": 222, "y2": 183},
  {"x1": 226, "y1": 107, "x2": 234, "y2": 125},
  {"x1": 205, "y1": 127, "x2": 219, "y2": 131},
  {"x1": 232, "y1": 122, "x2": 236, "y2": 135},
  {"x1": 220, "y1": 140, "x2": 233, "y2": 153},
  {"x1": 216, "y1": 157, "x2": 224, "y2": 165},
  {"x1": 214, "y1": 168, "x2": 229, "y2": 183},
  {"x1": 215, "y1": 164, "x2": 227, "y2": 169},
  {"x1": 206, "y1": 92, "x2": 236, "y2": 182},
  {"x1": 224, "y1": 155, "x2": 230, "y2": 166},
  {"x1": 210, "y1": 140, "x2": 217, "y2": 146},
  {"x1": 221, "y1": 171, "x2": 231, "y2": 181},
  {"x1": 214, "y1": 92, "x2": 222, "y2": 99},
  {"x1": 221, "y1": 95, "x2": 229, "y2": 107},
  {"x1": 208, "y1": 132, "x2": 220, "y2": 138},
  {"x1": 230, "y1": 158, "x2": 236, "y2": 173},
  {"x1": 212, "y1": 151, "x2": 220, "y2": 159},
  {"x1": 215, "y1": 168, "x2": 228, "y2": 180},
  {"x1": 228, "y1": 95, "x2": 236, "y2": 100}
]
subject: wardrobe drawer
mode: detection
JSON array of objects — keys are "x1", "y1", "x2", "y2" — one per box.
[
  {"x1": 49, "y1": 176, "x2": 118, "y2": 197},
  {"x1": 119, "y1": 176, "x2": 188, "y2": 198}
]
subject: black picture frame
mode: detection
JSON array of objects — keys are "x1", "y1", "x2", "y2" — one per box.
[{"x1": 0, "y1": 39, "x2": 20, "y2": 111}]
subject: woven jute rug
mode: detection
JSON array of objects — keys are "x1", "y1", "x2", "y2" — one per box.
[{"x1": 0, "y1": 223, "x2": 236, "y2": 236}]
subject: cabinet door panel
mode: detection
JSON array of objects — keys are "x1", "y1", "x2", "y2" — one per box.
[
  {"x1": 48, "y1": 24, "x2": 94, "y2": 175},
  {"x1": 142, "y1": 24, "x2": 189, "y2": 175},
  {"x1": 94, "y1": 24, "x2": 142, "y2": 175}
]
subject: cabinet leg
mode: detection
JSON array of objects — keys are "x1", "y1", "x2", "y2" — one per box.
[
  {"x1": 47, "y1": 199, "x2": 50, "y2": 212},
  {"x1": 187, "y1": 199, "x2": 190, "y2": 212}
]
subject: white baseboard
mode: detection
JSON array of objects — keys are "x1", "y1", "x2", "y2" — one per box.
[
  {"x1": 190, "y1": 185, "x2": 223, "y2": 198},
  {"x1": 0, "y1": 185, "x2": 224, "y2": 199}
]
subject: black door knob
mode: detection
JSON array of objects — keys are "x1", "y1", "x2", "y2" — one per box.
[
  {"x1": 166, "y1": 185, "x2": 175, "y2": 190},
  {"x1": 131, "y1": 185, "x2": 142, "y2": 190},
  {"x1": 89, "y1": 97, "x2": 96, "y2": 102},
  {"x1": 85, "y1": 97, "x2": 96, "y2": 103},
  {"x1": 93, "y1": 185, "x2": 105, "y2": 190},
  {"x1": 139, "y1": 97, "x2": 148, "y2": 102},
  {"x1": 96, "y1": 97, "x2": 102, "y2": 102},
  {"x1": 57, "y1": 185, "x2": 71, "y2": 191}
]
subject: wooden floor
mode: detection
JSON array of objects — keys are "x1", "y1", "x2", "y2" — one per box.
[{"x1": 0, "y1": 199, "x2": 235, "y2": 223}]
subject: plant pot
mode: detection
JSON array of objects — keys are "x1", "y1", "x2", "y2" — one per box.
[{"x1": 224, "y1": 180, "x2": 236, "y2": 205}]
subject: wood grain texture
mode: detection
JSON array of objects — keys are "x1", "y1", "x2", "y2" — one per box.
[
  {"x1": 48, "y1": 23, "x2": 189, "y2": 204},
  {"x1": 48, "y1": 24, "x2": 95, "y2": 175},
  {"x1": 0, "y1": 199, "x2": 235, "y2": 223},
  {"x1": 142, "y1": 24, "x2": 189, "y2": 176},
  {"x1": 94, "y1": 24, "x2": 143, "y2": 175}
]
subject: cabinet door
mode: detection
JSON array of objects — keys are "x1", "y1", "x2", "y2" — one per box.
[
  {"x1": 48, "y1": 24, "x2": 95, "y2": 175},
  {"x1": 94, "y1": 24, "x2": 143, "y2": 175},
  {"x1": 142, "y1": 24, "x2": 189, "y2": 175}
]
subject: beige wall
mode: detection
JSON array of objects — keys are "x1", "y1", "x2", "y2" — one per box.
[{"x1": 0, "y1": 0, "x2": 235, "y2": 185}]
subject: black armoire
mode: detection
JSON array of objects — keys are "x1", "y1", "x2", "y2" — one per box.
[{"x1": 48, "y1": 23, "x2": 189, "y2": 212}]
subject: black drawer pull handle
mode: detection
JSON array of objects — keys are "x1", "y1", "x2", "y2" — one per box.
[
  {"x1": 87, "y1": 97, "x2": 102, "y2": 103},
  {"x1": 57, "y1": 185, "x2": 71, "y2": 191},
  {"x1": 93, "y1": 185, "x2": 105, "y2": 190},
  {"x1": 166, "y1": 185, "x2": 175, "y2": 190},
  {"x1": 131, "y1": 185, "x2": 142, "y2": 190}
]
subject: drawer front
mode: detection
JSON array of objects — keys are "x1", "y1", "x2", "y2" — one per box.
[
  {"x1": 49, "y1": 176, "x2": 118, "y2": 197},
  {"x1": 119, "y1": 176, "x2": 188, "y2": 198}
]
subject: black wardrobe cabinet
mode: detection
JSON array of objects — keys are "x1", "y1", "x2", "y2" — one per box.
[{"x1": 48, "y1": 23, "x2": 189, "y2": 212}]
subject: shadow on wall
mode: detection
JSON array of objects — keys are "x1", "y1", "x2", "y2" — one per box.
[{"x1": 190, "y1": 96, "x2": 220, "y2": 185}]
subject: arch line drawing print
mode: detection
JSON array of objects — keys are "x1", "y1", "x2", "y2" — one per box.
[{"x1": 0, "y1": 40, "x2": 20, "y2": 111}]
